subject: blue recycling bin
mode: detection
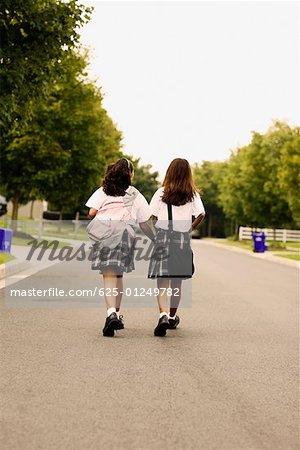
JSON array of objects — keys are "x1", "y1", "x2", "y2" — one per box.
[
  {"x1": 0, "y1": 228, "x2": 14, "y2": 253},
  {"x1": 252, "y1": 232, "x2": 268, "y2": 253}
]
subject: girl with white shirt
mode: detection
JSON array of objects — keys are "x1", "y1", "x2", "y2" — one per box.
[
  {"x1": 148, "y1": 158, "x2": 205, "y2": 336},
  {"x1": 86, "y1": 158, "x2": 154, "y2": 337}
]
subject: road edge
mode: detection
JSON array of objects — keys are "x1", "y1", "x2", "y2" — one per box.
[{"x1": 195, "y1": 239, "x2": 300, "y2": 270}]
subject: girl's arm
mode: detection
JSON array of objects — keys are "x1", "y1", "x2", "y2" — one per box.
[
  {"x1": 150, "y1": 214, "x2": 158, "y2": 225},
  {"x1": 139, "y1": 218, "x2": 157, "y2": 241},
  {"x1": 88, "y1": 208, "x2": 97, "y2": 218},
  {"x1": 192, "y1": 212, "x2": 206, "y2": 231}
]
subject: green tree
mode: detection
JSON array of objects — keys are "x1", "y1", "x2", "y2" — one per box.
[
  {"x1": 3, "y1": 135, "x2": 70, "y2": 219},
  {"x1": 278, "y1": 129, "x2": 300, "y2": 226},
  {"x1": 130, "y1": 157, "x2": 159, "y2": 202},
  {"x1": 2, "y1": 52, "x2": 122, "y2": 219},
  {"x1": 219, "y1": 122, "x2": 296, "y2": 234},
  {"x1": 242, "y1": 123, "x2": 294, "y2": 231},
  {"x1": 193, "y1": 161, "x2": 227, "y2": 237},
  {"x1": 0, "y1": 0, "x2": 92, "y2": 135},
  {"x1": 219, "y1": 147, "x2": 249, "y2": 233},
  {"x1": 37, "y1": 55, "x2": 122, "y2": 213}
]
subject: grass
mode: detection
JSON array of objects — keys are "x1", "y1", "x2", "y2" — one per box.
[
  {"x1": 12, "y1": 236, "x2": 72, "y2": 248},
  {"x1": 3, "y1": 215, "x2": 33, "y2": 220},
  {"x1": 210, "y1": 237, "x2": 300, "y2": 252},
  {"x1": 0, "y1": 218, "x2": 89, "y2": 241},
  {"x1": 209, "y1": 238, "x2": 253, "y2": 250},
  {"x1": 33, "y1": 228, "x2": 89, "y2": 241},
  {"x1": 0, "y1": 252, "x2": 16, "y2": 265},
  {"x1": 274, "y1": 253, "x2": 300, "y2": 262},
  {"x1": 285, "y1": 242, "x2": 300, "y2": 249}
]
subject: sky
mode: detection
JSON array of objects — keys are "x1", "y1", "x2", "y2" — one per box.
[{"x1": 79, "y1": 1, "x2": 299, "y2": 176}]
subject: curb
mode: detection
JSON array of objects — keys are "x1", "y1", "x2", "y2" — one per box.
[
  {"x1": 0, "y1": 259, "x2": 32, "y2": 280},
  {"x1": 197, "y1": 239, "x2": 300, "y2": 269}
]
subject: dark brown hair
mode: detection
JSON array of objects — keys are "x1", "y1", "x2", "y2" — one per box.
[
  {"x1": 102, "y1": 158, "x2": 134, "y2": 196},
  {"x1": 161, "y1": 158, "x2": 197, "y2": 206}
]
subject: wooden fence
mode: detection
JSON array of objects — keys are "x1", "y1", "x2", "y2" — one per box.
[{"x1": 239, "y1": 227, "x2": 300, "y2": 242}]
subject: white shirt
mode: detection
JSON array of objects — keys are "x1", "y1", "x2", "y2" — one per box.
[
  {"x1": 85, "y1": 186, "x2": 151, "y2": 224},
  {"x1": 150, "y1": 187, "x2": 205, "y2": 232}
]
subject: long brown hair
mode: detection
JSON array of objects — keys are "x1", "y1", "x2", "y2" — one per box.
[
  {"x1": 102, "y1": 158, "x2": 134, "y2": 196},
  {"x1": 161, "y1": 158, "x2": 197, "y2": 206}
]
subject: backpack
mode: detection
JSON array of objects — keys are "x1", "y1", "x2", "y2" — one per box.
[{"x1": 86, "y1": 186, "x2": 139, "y2": 248}]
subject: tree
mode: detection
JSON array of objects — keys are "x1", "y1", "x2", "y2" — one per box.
[
  {"x1": 242, "y1": 123, "x2": 294, "y2": 231},
  {"x1": 36, "y1": 54, "x2": 122, "y2": 213},
  {"x1": 0, "y1": 0, "x2": 92, "y2": 135},
  {"x1": 219, "y1": 122, "x2": 296, "y2": 234},
  {"x1": 3, "y1": 134, "x2": 70, "y2": 220},
  {"x1": 130, "y1": 157, "x2": 159, "y2": 202},
  {"x1": 219, "y1": 147, "x2": 249, "y2": 235},
  {"x1": 193, "y1": 161, "x2": 227, "y2": 237},
  {"x1": 1, "y1": 51, "x2": 122, "y2": 219},
  {"x1": 278, "y1": 129, "x2": 300, "y2": 226}
]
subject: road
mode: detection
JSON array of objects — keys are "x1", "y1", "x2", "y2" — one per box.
[{"x1": 0, "y1": 240, "x2": 299, "y2": 450}]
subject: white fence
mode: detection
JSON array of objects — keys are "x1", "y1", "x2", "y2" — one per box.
[
  {"x1": 1, "y1": 217, "x2": 89, "y2": 239},
  {"x1": 239, "y1": 227, "x2": 300, "y2": 243}
]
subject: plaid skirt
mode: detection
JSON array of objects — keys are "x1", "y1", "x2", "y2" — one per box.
[
  {"x1": 148, "y1": 228, "x2": 194, "y2": 279},
  {"x1": 91, "y1": 230, "x2": 136, "y2": 275}
]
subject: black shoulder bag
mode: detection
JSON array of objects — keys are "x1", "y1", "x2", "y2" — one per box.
[{"x1": 167, "y1": 204, "x2": 194, "y2": 278}]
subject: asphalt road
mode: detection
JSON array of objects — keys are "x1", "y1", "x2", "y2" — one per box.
[{"x1": 1, "y1": 241, "x2": 299, "y2": 450}]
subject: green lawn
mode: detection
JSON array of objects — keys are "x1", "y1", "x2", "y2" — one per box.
[
  {"x1": 12, "y1": 236, "x2": 72, "y2": 248},
  {"x1": 285, "y1": 242, "x2": 300, "y2": 250},
  {"x1": 210, "y1": 238, "x2": 300, "y2": 253},
  {"x1": 33, "y1": 228, "x2": 89, "y2": 241},
  {"x1": 209, "y1": 238, "x2": 253, "y2": 250},
  {"x1": 274, "y1": 253, "x2": 300, "y2": 262},
  {"x1": 0, "y1": 219, "x2": 89, "y2": 241},
  {"x1": 0, "y1": 252, "x2": 16, "y2": 264}
]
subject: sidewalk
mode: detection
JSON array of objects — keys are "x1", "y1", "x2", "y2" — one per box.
[
  {"x1": 199, "y1": 238, "x2": 300, "y2": 269},
  {"x1": 0, "y1": 237, "x2": 87, "y2": 287}
]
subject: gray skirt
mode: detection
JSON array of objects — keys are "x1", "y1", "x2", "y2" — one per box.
[{"x1": 91, "y1": 230, "x2": 136, "y2": 275}]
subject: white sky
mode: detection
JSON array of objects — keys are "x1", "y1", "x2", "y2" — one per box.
[{"x1": 80, "y1": 1, "x2": 299, "y2": 176}]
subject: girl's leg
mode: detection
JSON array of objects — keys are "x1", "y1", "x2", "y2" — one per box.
[
  {"x1": 103, "y1": 271, "x2": 120, "y2": 310},
  {"x1": 169, "y1": 278, "x2": 182, "y2": 317},
  {"x1": 154, "y1": 278, "x2": 170, "y2": 336},
  {"x1": 102, "y1": 270, "x2": 122, "y2": 336},
  {"x1": 156, "y1": 278, "x2": 170, "y2": 313},
  {"x1": 116, "y1": 275, "x2": 124, "y2": 313}
]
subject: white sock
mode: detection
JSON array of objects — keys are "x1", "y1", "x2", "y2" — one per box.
[
  {"x1": 116, "y1": 311, "x2": 120, "y2": 319},
  {"x1": 169, "y1": 314, "x2": 176, "y2": 320},
  {"x1": 107, "y1": 307, "x2": 116, "y2": 317},
  {"x1": 159, "y1": 312, "x2": 168, "y2": 319}
]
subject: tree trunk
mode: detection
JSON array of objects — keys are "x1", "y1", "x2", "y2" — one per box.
[
  {"x1": 235, "y1": 221, "x2": 239, "y2": 239},
  {"x1": 230, "y1": 218, "x2": 234, "y2": 236},
  {"x1": 30, "y1": 200, "x2": 34, "y2": 219},
  {"x1": 208, "y1": 215, "x2": 212, "y2": 238},
  {"x1": 58, "y1": 210, "x2": 62, "y2": 233},
  {"x1": 11, "y1": 197, "x2": 19, "y2": 230},
  {"x1": 11, "y1": 199, "x2": 19, "y2": 221}
]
